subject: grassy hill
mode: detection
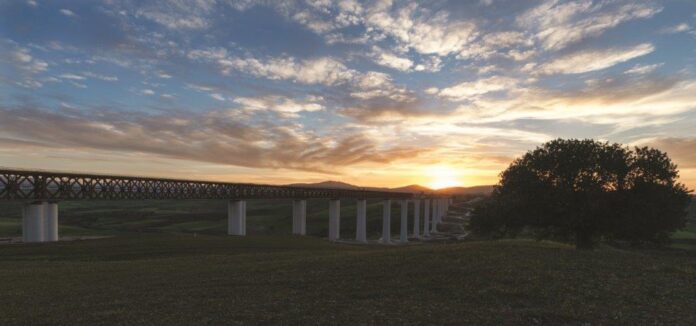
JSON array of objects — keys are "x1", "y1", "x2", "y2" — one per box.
[{"x1": 0, "y1": 235, "x2": 694, "y2": 325}]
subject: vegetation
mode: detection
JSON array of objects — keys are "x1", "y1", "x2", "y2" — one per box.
[
  {"x1": 0, "y1": 199, "x2": 417, "y2": 239},
  {"x1": 470, "y1": 139, "x2": 692, "y2": 249},
  {"x1": 1, "y1": 235, "x2": 695, "y2": 325}
]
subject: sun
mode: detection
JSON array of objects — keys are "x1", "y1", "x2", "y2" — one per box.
[{"x1": 426, "y1": 165, "x2": 463, "y2": 190}]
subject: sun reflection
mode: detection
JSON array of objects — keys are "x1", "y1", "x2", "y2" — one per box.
[{"x1": 426, "y1": 165, "x2": 463, "y2": 189}]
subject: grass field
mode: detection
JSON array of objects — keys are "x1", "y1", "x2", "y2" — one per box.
[
  {"x1": 1, "y1": 198, "x2": 694, "y2": 324},
  {"x1": 0, "y1": 235, "x2": 695, "y2": 325},
  {"x1": 0, "y1": 199, "x2": 418, "y2": 240}
]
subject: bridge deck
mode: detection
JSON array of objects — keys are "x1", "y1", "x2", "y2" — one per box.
[{"x1": 0, "y1": 169, "x2": 417, "y2": 201}]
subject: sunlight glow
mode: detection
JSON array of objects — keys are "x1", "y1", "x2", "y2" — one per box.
[{"x1": 426, "y1": 165, "x2": 463, "y2": 189}]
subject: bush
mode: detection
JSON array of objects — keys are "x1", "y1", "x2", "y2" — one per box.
[{"x1": 469, "y1": 139, "x2": 692, "y2": 249}]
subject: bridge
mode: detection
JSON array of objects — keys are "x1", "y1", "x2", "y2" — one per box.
[{"x1": 0, "y1": 168, "x2": 451, "y2": 244}]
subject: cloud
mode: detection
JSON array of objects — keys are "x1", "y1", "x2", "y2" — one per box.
[
  {"x1": 202, "y1": 54, "x2": 356, "y2": 86},
  {"x1": 234, "y1": 95, "x2": 324, "y2": 116},
  {"x1": 142, "y1": 89, "x2": 155, "y2": 95},
  {"x1": 60, "y1": 9, "x2": 77, "y2": 17},
  {"x1": 370, "y1": 46, "x2": 413, "y2": 71},
  {"x1": 624, "y1": 63, "x2": 663, "y2": 75},
  {"x1": 11, "y1": 48, "x2": 48, "y2": 74},
  {"x1": 538, "y1": 43, "x2": 654, "y2": 75},
  {"x1": 458, "y1": 31, "x2": 534, "y2": 61},
  {"x1": 2, "y1": 44, "x2": 48, "y2": 88},
  {"x1": 518, "y1": 0, "x2": 661, "y2": 51},
  {"x1": 134, "y1": 0, "x2": 217, "y2": 29},
  {"x1": 350, "y1": 71, "x2": 414, "y2": 102},
  {"x1": 59, "y1": 74, "x2": 86, "y2": 80},
  {"x1": 364, "y1": 1, "x2": 478, "y2": 57},
  {"x1": 660, "y1": 23, "x2": 691, "y2": 34},
  {"x1": 0, "y1": 106, "x2": 427, "y2": 173},
  {"x1": 210, "y1": 93, "x2": 226, "y2": 101},
  {"x1": 451, "y1": 76, "x2": 696, "y2": 131},
  {"x1": 81, "y1": 71, "x2": 119, "y2": 81},
  {"x1": 188, "y1": 49, "x2": 414, "y2": 102},
  {"x1": 434, "y1": 76, "x2": 519, "y2": 102}
]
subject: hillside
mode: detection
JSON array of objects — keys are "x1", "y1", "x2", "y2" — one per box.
[
  {"x1": 435, "y1": 185, "x2": 495, "y2": 195},
  {"x1": 287, "y1": 181, "x2": 495, "y2": 195},
  {"x1": 287, "y1": 180, "x2": 360, "y2": 189},
  {"x1": 0, "y1": 235, "x2": 694, "y2": 325}
]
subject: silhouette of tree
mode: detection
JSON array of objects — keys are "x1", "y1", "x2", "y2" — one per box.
[{"x1": 469, "y1": 139, "x2": 692, "y2": 249}]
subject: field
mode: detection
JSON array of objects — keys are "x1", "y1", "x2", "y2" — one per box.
[
  {"x1": 672, "y1": 198, "x2": 696, "y2": 250},
  {"x1": 0, "y1": 199, "x2": 418, "y2": 240},
  {"x1": 1, "y1": 198, "x2": 695, "y2": 324},
  {"x1": 0, "y1": 235, "x2": 694, "y2": 324}
]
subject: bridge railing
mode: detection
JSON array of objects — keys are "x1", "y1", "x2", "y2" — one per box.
[{"x1": 0, "y1": 169, "x2": 418, "y2": 201}]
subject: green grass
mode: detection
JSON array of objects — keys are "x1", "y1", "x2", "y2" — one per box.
[
  {"x1": 0, "y1": 235, "x2": 694, "y2": 325},
  {"x1": 0, "y1": 199, "x2": 420, "y2": 239}
]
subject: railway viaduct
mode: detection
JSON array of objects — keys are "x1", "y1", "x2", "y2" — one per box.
[{"x1": 0, "y1": 169, "x2": 451, "y2": 244}]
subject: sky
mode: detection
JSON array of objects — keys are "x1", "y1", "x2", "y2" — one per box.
[{"x1": 1, "y1": 0, "x2": 696, "y2": 189}]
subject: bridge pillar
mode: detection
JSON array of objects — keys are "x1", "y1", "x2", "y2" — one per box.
[
  {"x1": 412, "y1": 199, "x2": 421, "y2": 239},
  {"x1": 400, "y1": 200, "x2": 408, "y2": 243},
  {"x1": 292, "y1": 200, "x2": 307, "y2": 235},
  {"x1": 228, "y1": 200, "x2": 246, "y2": 236},
  {"x1": 381, "y1": 199, "x2": 391, "y2": 244},
  {"x1": 431, "y1": 199, "x2": 439, "y2": 233},
  {"x1": 423, "y1": 199, "x2": 430, "y2": 237},
  {"x1": 22, "y1": 202, "x2": 45, "y2": 243},
  {"x1": 328, "y1": 199, "x2": 340, "y2": 241},
  {"x1": 44, "y1": 202, "x2": 59, "y2": 242},
  {"x1": 355, "y1": 199, "x2": 367, "y2": 243}
]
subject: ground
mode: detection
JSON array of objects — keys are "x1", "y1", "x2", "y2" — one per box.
[
  {"x1": 0, "y1": 235, "x2": 695, "y2": 325},
  {"x1": 0, "y1": 199, "x2": 695, "y2": 324},
  {"x1": 0, "y1": 199, "x2": 418, "y2": 239}
]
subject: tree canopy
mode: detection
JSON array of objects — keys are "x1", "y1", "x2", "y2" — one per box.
[{"x1": 469, "y1": 139, "x2": 692, "y2": 249}]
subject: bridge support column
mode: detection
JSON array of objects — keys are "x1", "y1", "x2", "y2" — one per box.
[
  {"x1": 432, "y1": 199, "x2": 439, "y2": 233},
  {"x1": 412, "y1": 199, "x2": 420, "y2": 239},
  {"x1": 328, "y1": 199, "x2": 340, "y2": 241},
  {"x1": 22, "y1": 202, "x2": 45, "y2": 243},
  {"x1": 44, "y1": 202, "x2": 59, "y2": 242},
  {"x1": 355, "y1": 199, "x2": 367, "y2": 243},
  {"x1": 400, "y1": 200, "x2": 408, "y2": 243},
  {"x1": 423, "y1": 199, "x2": 430, "y2": 237},
  {"x1": 292, "y1": 200, "x2": 307, "y2": 235},
  {"x1": 228, "y1": 200, "x2": 246, "y2": 236},
  {"x1": 381, "y1": 199, "x2": 391, "y2": 244}
]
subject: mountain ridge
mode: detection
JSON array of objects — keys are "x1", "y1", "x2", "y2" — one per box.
[{"x1": 287, "y1": 181, "x2": 495, "y2": 195}]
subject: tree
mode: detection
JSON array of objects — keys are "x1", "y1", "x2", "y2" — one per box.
[{"x1": 469, "y1": 139, "x2": 692, "y2": 249}]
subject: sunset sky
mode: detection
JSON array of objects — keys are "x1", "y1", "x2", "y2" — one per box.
[{"x1": 1, "y1": 0, "x2": 696, "y2": 189}]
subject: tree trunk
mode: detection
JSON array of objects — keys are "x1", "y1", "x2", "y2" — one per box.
[{"x1": 575, "y1": 229, "x2": 594, "y2": 250}]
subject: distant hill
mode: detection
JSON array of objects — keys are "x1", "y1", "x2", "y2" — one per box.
[
  {"x1": 390, "y1": 184, "x2": 432, "y2": 193},
  {"x1": 288, "y1": 181, "x2": 359, "y2": 189},
  {"x1": 286, "y1": 181, "x2": 495, "y2": 195},
  {"x1": 433, "y1": 185, "x2": 495, "y2": 195}
]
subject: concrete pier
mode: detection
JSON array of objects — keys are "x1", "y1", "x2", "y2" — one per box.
[
  {"x1": 381, "y1": 199, "x2": 391, "y2": 244},
  {"x1": 423, "y1": 199, "x2": 430, "y2": 237},
  {"x1": 22, "y1": 202, "x2": 45, "y2": 243},
  {"x1": 328, "y1": 199, "x2": 340, "y2": 241},
  {"x1": 292, "y1": 199, "x2": 307, "y2": 235},
  {"x1": 355, "y1": 199, "x2": 367, "y2": 243},
  {"x1": 44, "y1": 202, "x2": 59, "y2": 242},
  {"x1": 432, "y1": 199, "x2": 439, "y2": 233},
  {"x1": 400, "y1": 200, "x2": 408, "y2": 243},
  {"x1": 412, "y1": 199, "x2": 420, "y2": 238},
  {"x1": 228, "y1": 200, "x2": 246, "y2": 236}
]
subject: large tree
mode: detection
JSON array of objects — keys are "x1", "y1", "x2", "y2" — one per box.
[{"x1": 469, "y1": 139, "x2": 692, "y2": 249}]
